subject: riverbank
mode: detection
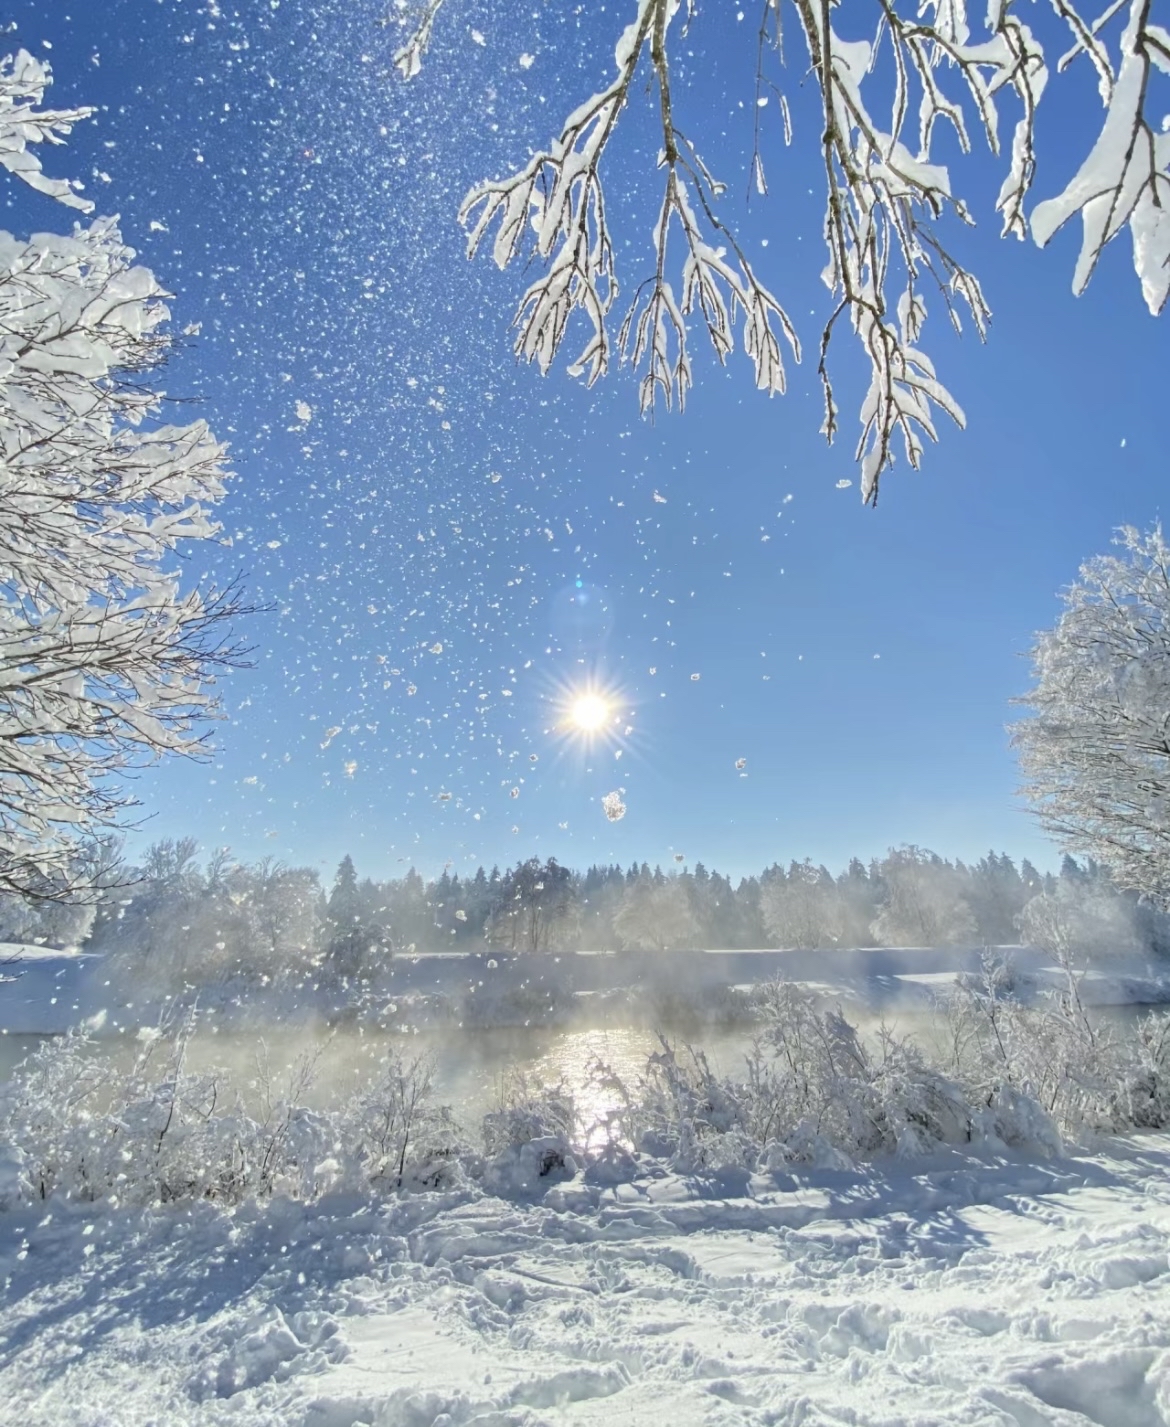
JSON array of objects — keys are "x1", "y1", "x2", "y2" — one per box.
[{"x1": 4, "y1": 942, "x2": 1169, "y2": 1041}]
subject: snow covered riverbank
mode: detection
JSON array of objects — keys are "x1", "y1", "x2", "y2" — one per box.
[
  {"x1": 4, "y1": 942, "x2": 1169, "y2": 1042},
  {"x1": 2, "y1": 1134, "x2": 1168, "y2": 1426}
]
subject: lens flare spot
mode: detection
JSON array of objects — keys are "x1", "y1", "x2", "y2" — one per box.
[{"x1": 569, "y1": 694, "x2": 610, "y2": 733}]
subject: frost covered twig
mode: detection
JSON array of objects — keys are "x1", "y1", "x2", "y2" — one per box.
[
  {"x1": 459, "y1": 0, "x2": 798, "y2": 415},
  {"x1": 0, "y1": 50, "x2": 93, "y2": 210},
  {"x1": 397, "y1": 0, "x2": 1166, "y2": 502},
  {"x1": 392, "y1": 0, "x2": 448, "y2": 80},
  {"x1": 1032, "y1": 0, "x2": 1170, "y2": 315}
]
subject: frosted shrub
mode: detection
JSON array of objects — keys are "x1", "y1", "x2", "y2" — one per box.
[
  {"x1": 342, "y1": 1052, "x2": 469, "y2": 1191},
  {"x1": 620, "y1": 984, "x2": 1069, "y2": 1171},
  {"x1": 0, "y1": 1027, "x2": 462, "y2": 1208},
  {"x1": 1, "y1": 1024, "x2": 244, "y2": 1206},
  {"x1": 632, "y1": 1037, "x2": 756, "y2": 1171},
  {"x1": 949, "y1": 953, "x2": 1170, "y2": 1141},
  {"x1": 748, "y1": 984, "x2": 977, "y2": 1162},
  {"x1": 1124, "y1": 1012, "x2": 1170, "y2": 1129},
  {"x1": 481, "y1": 1067, "x2": 577, "y2": 1191}
]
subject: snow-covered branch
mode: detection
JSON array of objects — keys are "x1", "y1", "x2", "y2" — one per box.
[
  {"x1": 458, "y1": 0, "x2": 798, "y2": 414},
  {"x1": 0, "y1": 50, "x2": 93, "y2": 211},
  {"x1": 396, "y1": 0, "x2": 1165, "y2": 501},
  {"x1": 1032, "y1": 0, "x2": 1170, "y2": 315}
]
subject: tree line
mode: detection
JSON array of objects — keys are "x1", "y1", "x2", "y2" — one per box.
[{"x1": 4, "y1": 841, "x2": 1164, "y2": 984}]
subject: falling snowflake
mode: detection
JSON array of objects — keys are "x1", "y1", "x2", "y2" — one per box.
[
  {"x1": 735, "y1": 757, "x2": 747, "y2": 770},
  {"x1": 455, "y1": 909, "x2": 467, "y2": 921},
  {"x1": 295, "y1": 399, "x2": 313, "y2": 423},
  {"x1": 690, "y1": 673, "x2": 701, "y2": 682},
  {"x1": 518, "y1": 52, "x2": 535, "y2": 68},
  {"x1": 343, "y1": 760, "x2": 358, "y2": 778},
  {"x1": 428, "y1": 642, "x2": 443, "y2": 654},
  {"x1": 601, "y1": 790, "x2": 626, "y2": 822},
  {"x1": 652, "y1": 490, "x2": 667, "y2": 503}
]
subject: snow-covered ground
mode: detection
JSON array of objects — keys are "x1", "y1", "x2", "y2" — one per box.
[{"x1": 2, "y1": 1134, "x2": 1168, "y2": 1426}]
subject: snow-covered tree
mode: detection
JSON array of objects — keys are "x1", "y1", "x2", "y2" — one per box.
[
  {"x1": 1014, "y1": 526, "x2": 1170, "y2": 905},
  {"x1": 966, "y1": 852, "x2": 1030, "y2": 944},
  {"x1": 395, "y1": 0, "x2": 1167, "y2": 501},
  {"x1": 613, "y1": 871, "x2": 698, "y2": 951},
  {"x1": 870, "y1": 846, "x2": 976, "y2": 946},
  {"x1": 0, "y1": 52, "x2": 239, "y2": 900},
  {"x1": 1016, "y1": 877, "x2": 1145, "y2": 963},
  {"x1": 486, "y1": 857, "x2": 578, "y2": 953},
  {"x1": 760, "y1": 861, "x2": 842, "y2": 949},
  {"x1": 233, "y1": 859, "x2": 322, "y2": 973}
]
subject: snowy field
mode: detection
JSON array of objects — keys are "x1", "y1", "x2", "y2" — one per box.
[
  {"x1": 1, "y1": 1135, "x2": 1168, "y2": 1425},
  {"x1": 4, "y1": 941, "x2": 1170, "y2": 1426}
]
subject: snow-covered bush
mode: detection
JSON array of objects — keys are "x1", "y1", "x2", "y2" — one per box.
[
  {"x1": 948, "y1": 951, "x2": 1170, "y2": 1142},
  {"x1": 611, "y1": 979, "x2": 1170, "y2": 1172},
  {"x1": 0, "y1": 1024, "x2": 465, "y2": 1208},
  {"x1": 0, "y1": 1023, "x2": 247, "y2": 1206},
  {"x1": 630, "y1": 1037, "x2": 758, "y2": 1171},
  {"x1": 3, "y1": 983, "x2": 1169, "y2": 1215},
  {"x1": 342, "y1": 1051, "x2": 470, "y2": 1191},
  {"x1": 481, "y1": 1067, "x2": 577, "y2": 1192},
  {"x1": 744, "y1": 983, "x2": 978, "y2": 1162}
]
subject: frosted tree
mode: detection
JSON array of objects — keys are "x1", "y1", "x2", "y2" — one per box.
[
  {"x1": 394, "y1": 0, "x2": 1167, "y2": 501},
  {"x1": 1016, "y1": 877, "x2": 1144, "y2": 962},
  {"x1": 870, "y1": 846, "x2": 976, "y2": 945},
  {"x1": 760, "y1": 861, "x2": 843, "y2": 949},
  {"x1": 232, "y1": 860, "x2": 323, "y2": 974},
  {"x1": 0, "y1": 53, "x2": 239, "y2": 900},
  {"x1": 486, "y1": 857, "x2": 578, "y2": 952},
  {"x1": 613, "y1": 872, "x2": 699, "y2": 951},
  {"x1": 1014, "y1": 526, "x2": 1170, "y2": 904}
]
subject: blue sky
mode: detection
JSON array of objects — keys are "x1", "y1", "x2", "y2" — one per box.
[{"x1": 9, "y1": 0, "x2": 1167, "y2": 882}]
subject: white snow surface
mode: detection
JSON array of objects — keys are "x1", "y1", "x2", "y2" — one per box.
[{"x1": 3, "y1": 1135, "x2": 1170, "y2": 1426}]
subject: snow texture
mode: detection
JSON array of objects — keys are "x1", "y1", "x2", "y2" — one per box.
[{"x1": 1, "y1": 1131, "x2": 1168, "y2": 1425}]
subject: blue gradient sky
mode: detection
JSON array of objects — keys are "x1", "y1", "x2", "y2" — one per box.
[{"x1": 8, "y1": 0, "x2": 1167, "y2": 880}]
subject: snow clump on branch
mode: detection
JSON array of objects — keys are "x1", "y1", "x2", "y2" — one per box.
[{"x1": 394, "y1": 0, "x2": 1167, "y2": 502}]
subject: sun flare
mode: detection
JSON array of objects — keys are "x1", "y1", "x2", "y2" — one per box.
[{"x1": 568, "y1": 693, "x2": 610, "y2": 733}]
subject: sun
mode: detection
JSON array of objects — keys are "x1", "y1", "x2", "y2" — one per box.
[{"x1": 568, "y1": 693, "x2": 610, "y2": 733}]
